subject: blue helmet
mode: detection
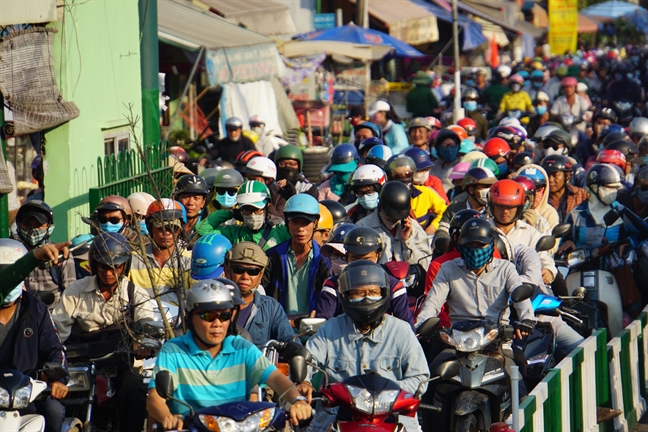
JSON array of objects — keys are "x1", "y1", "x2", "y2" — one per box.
[
  {"x1": 191, "y1": 234, "x2": 233, "y2": 280},
  {"x1": 518, "y1": 166, "x2": 547, "y2": 187},
  {"x1": 354, "y1": 121, "x2": 381, "y2": 139},
  {"x1": 599, "y1": 124, "x2": 625, "y2": 142},
  {"x1": 404, "y1": 147, "x2": 433, "y2": 170},
  {"x1": 530, "y1": 70, "x2": 544, "y2": 79},
  {"x1": 358, "y1": 137, "x2": 385, "y2": 154},
  {"x1": 365, "y1": 145, "x2": 393, "y2": 169},
  {"x1": 284, "y1": 194, "x2": 320, "y2": 222},
  {"x1": 329, "y1": 222, "x2": 357, "y2": 243},
  {"x1": 88, "y1": 232, "x2": 132, "y2": 275}
]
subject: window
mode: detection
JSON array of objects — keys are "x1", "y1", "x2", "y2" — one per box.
[{"x1": 104, "y1": 132, "x2": 130, "y2": 156}]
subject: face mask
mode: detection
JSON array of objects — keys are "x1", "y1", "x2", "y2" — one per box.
[
  {"x1": 243, "y1": 213, "x2": 265, "y2": 231},
  {"x1": 100, "y1": 221, "x2": 124, "y2": 233},
  {"x1": 642, "y1": 156, "x2": 648, "y2": 166},
  {"x1": 536, "y1": 105, "x2": 547, "y2": 115},
  {"x1": 19, "y1": 225, "x2": 53, "y2": 247},
  {"x1": 2, "y1": 283, "x2": 23, "y2": 306},
  {"x1": 358, "y1": 192, "x2": 379, "y2": 210},
  {"x1": 277, "y1": 167, "x2": 300, "y2": 184},
  {"x1": 252, "y1": 126, "x2": 264, "y2": 135},
  {"x1": 628, "y1": 73, "x2": 634, "y2": 80},
  {"x1": 634, "y1": 187, "x2": 648, "y2": 205},
  {"x1": 438, "y1": 145, "x2": 459, "y2": 162},
  {"x1": 457, "y1": 243, "x2": 494, "y2": 270},
  {"x1": 466, "y1": 80, "x2": 475, "y2": 87},
  {"x1": 379, "y1": 209, "x2": 399, "y2": 230},
  {"x1": 511, "y1": 83, "x2": 522, "y2": 92},
  {"x1": 229, "y1": 134, "x2": 240, "y2": 142},
  {"x1": 472, "y1": 188, "x2": 489, "y2": 206},
  {"x1": 497, "y1": 163, "x2": 509, "y2": 178},
  {"x1": 532, "y1": 81, "x2": 542, "y2": 89},
  {"x1": 138, "y1": 220, "x2": 149, "y2": 235},
  {"x1": 615, "y1": 73, "x2": 624, "y2": 82},
  {"x1": 413, "y1": 171, "x2": 430, "y2": 185},
  {"x1": 336, "y1": 171, "x2": 352, "y2": 183},
  {"x1": 349, "y1": 295, "x2": 383, "y2": 303},
  {"x1": 545, "y1": 147, "x2": 565, "y2": 156},
  {"x1": 330, "y1": 256, "x2": 348, "y2": 276},
  {"x1": 463, "y1": 101, "x2": 477, "y2": 112},
  {"x1": 216, "y1": 192, "x2": 237, "y2": 208},
  {"x1": 597, "y1": 186, "x2": 617, "y2": 205}
]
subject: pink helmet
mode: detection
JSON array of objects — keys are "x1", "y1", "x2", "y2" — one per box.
[
  {"x1": 561, "y1": 77, "x2": 578, "y2": 87},
  {"x1": 509, "y1": 74, "x2": 524, "y2": 85}
]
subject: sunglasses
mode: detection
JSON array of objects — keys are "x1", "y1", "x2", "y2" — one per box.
[
  {"x1": 98, "y1": 216, "x2": 123, "y2": 224},
  {"x1": 231, "y1": 265, "x2": 262, "y2": 276},
  {"x1": 391, "y1": 171, "x2": 412, "y2": 180},
  {"x1": 197, "y1": 310, "x2": 232, "y2": 323},
  {"x1": 216, "y1": 188, "x2": 238, "y2": 196}
]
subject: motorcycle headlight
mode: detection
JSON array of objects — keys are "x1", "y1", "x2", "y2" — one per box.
[
  {"x1": 567, "y1": 250, "x2": 586, "y2": 267},
  {"x1": 13, "y1": 383, "x2": 31, "y2": 409},
  {"x1": 200, "y1": 408, "x2": 276, "y2": 432},
  {"x1": 452, "y1": 328, "x2": 498, "y2": 352},
  {"x1": 0, "y1": 387, "x2": 9, "y2": 408},
  {"x1": 67, "y1": 367, "x2": 91, "y2": 392},
  {"x1": 439, "y1": 331, "x2": 455, "y2": 346},
  {"x1": 346, "y1": 385, "x2": 399, "y2": 415}
]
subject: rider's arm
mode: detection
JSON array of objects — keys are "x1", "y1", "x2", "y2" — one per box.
[
  {"x1": 397, "y1": 324, "x2": 431, "y2": 394},
  {"x1": 402, "y1": 220, "x2": 433, "y2": 268},
  {"x1": 267, "y1": 297, "x2": 301, "y2": 344},
  {"x1": 388, "y1": 280, "x2": 414, "y2": 329},
  {"x1": 0, "y1": 251, "x2": 39, "y2": 301},
  {"x1": 147, "y1": 388, "x2": 182, "y2": 430},
  {"x1": 195, "y1": 210, "x2": 234, "y2": 236},
  {"x1": 314, "y1": 279, "x2": 339, "y2": 320},
  {"x1": 504, "y1": 264, "x2": 535, "y2": 322},
  {"x1": 51, "y1": 289, "x2": 79, "y2": 343},
  {"x1": 415, "y1": 264, "x2": 451, "y2": 327}
]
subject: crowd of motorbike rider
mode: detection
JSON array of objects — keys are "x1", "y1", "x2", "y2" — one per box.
[{"x1": 5, "y1": 48, "x2": 648, "y2": 431}]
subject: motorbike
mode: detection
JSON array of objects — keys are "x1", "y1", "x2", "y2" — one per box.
[
  {"x1": 419, "y1": 284, "x2": 534, "y2": 432},
  {"x1": 611, "y1": 101, "x2": 642, "y2": 126}
]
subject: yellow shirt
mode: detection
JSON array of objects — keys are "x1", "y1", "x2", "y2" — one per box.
[
  {"x1": 499, "y1": 91, "x2": 533, "y2": 113},
  {"x1": 411, "y1": 185, "x2": 448, "y2": 229}
]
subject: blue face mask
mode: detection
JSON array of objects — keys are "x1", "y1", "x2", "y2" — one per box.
[
  {"x1": 536, "y1": 105, "x2": 547, "y2": 115},
  {"x1": 100, "y1": 221, "x2": 124, "y2": 233},
  {"x1": 466, "y1": 80, "x2": 475, "y2": 87},
  {"x1": 138, "y1": 220, "x2": 149, "y2": 235},
  {"x1": 463, "y1": 101, "x2": 477, "y2": 112},
  {"x1": 643, "y1": 155, "x2": 648, "y2": 166},
  {"x1": 216, "y1": 192, "x2": 237, "y2": 208},
  {"x1": 349, "y1": 295, "x2": 383, "y2": 303},
  {"x1": 358, "y1": 192, "x2": 379, "y2": 210},
  {"x1": 497, "y1": 163, "x2": 509, "y2": 178},
  {"x1": 457, "y1": 243, "x2": 494, "y2": 270},
  {"x1": 3, "y1": 283, "x2": 23, "y2": 305},
  {"x1": 438, "y1": 145, "x2": 459, "y2": 162},
  {"x1": 532, "y1": 81, "x2": 542, "y2": 89}
]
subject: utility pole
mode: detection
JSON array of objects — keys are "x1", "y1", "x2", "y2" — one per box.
[
  {"x1": 139, "y1": 0, "x2": 161, "y2": 146},
  {"x1": 358, "y1": 0, "x2": 369, "y2": 28},
  {"x1": 452, "y1": 0, "x2": 464, "y2": 122}
]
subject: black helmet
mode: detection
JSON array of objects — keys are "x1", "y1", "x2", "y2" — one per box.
[
  {"x1": 88, "y1": 232, "x2": 132, "y2": 275},
  {"x1": 458, "y1": 218, "x2": 493, "y2": 246},
  {"x1": 541, "y1": 154, "x2": 573, "y2": 173},
  {"x1": 16, "y1": 200, "x2": 54, "y2": 226},
  {"x1": 434, "y1": 129, "x2": 461, "y2": 149},
  {"x1": 174, "y1": 174, "x2": 209, "y2": 197},
  {"x1": 603, "y1": 131, "x2": 628, "y2": 147},
  {"x1": 384, "y1": 155, "x2": 416, "y2": 183},
  {"x1": 379, "y1": 181, "x2": 411, "y2": 221},
  {"x1": 321, "y1": 200, "x2": 350, "y2": 226},
  {"x1": 511, "y1": 151, "x2": 535, "y2": 168},
  {"x1": 329, "y1": 222, "x2": 357, "y2": 244},
  {"x1": 449, "y1": 209, "x2": 483, "y2": 237},
  {"x1": 544, "y1": 130, "x2": 572, "y2": 152},
  {"x1": 586, "y1": 163, "x2": 622, "y2": 188},
  {"x1": 338, "y1": 260, "x2": 390, "y2": 328},
  {"x1": 636, "y1": 165, "x2": 648, "y2": 186},
  {"x1": 344, "y1": 227, "x2": 383, "y2": 255},
  {"x1": 606, "y1": 139, "x2": 638, "y2": 157},
  {"x1": 593, "y1": 107, "x2": 618, "y2": 124}
]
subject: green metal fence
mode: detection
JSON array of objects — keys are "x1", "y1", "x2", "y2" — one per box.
[{"x1": 88, "y1": 141, "x2": 173, "y2": 210}]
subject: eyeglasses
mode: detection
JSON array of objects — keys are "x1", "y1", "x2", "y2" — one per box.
[
  {"x1": 216, "y1": 188, "x2": 238, "y2": 196},
  {"x1": 240, "y1": 207, "x2": 264, "y2": 215},
  {"x1": 97, "y1": 216, "x2": 123, "y2": 224},
  {"x1": 231, "y1": 265, "x2": 262, "y2": 276},
  {"x1": 197, "y1": 310, "x2": 233, "y2": 323}
]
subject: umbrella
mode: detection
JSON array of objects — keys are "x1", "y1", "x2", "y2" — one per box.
[
  {"x1": 295, "y1": 23, "x2": 424, "y2": 57},
  {"x1": 278, "y1": 40, "x2": 393, "y2": 61},
  {"x1": 581, "y1": 0, "x2": 648, "y2": 19},
  {"x1": 626, "y1": 7, "x2": 648, "y2": 33}
]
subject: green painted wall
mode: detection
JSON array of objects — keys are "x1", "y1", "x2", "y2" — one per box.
[{"x1": 46, "y1": 0, "x2": 143, "y2": 242}]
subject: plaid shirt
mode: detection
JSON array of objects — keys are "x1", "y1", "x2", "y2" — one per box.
[{"x1": 24, "y1": 257, "x2": 77, "y2": 309}]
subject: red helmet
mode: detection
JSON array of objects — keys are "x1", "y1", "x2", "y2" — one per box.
[
  {"x1": 596, "y1": 149, "x2": 627, "y2": 171},
  {"x1": 146, "y1": 199, "x2": 184, "y2": 223},
  {"x1": 234, "y1": 150, "x2": 264, "y2": 171},
  {"x1": 447, "y1": 125, "x2": 468, "y2": 141},
  {"x1": 457, "y1": 118, "x2": 478, "y2": 136},
  {"x1": 512, "y1": 175, "x2": 536, "y2": 209},
  {"x1": 483, "y1": 138, "x2": 511, "y2": 159},
  {"x1": 426, "y1": 116, "x2": 442, "y2": 130},
  {"x1": 489, "y1": 179, "x2": 526, "y2": 207},
  {"x1": 169, "y1": 146, "x2": 188, "y2": 162}
]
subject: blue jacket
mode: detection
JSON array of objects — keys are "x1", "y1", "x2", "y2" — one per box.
[
  {"x1": 383, "y1": 122, "x2": 409, "y2": 154},
  {"x1": 243, "y1": 292, "x2": 298, "y2": 348}
]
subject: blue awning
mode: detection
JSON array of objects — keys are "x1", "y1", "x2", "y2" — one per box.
[{"x1": 409, "y1": 0, "x2": 488, "y2": 50}]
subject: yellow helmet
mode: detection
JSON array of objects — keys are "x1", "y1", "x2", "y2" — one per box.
[
  {"x1": 242, "y1": 130, "x2": 259, "y2": 144},
  {"x1": 318, "y1": 204, "x2": 334, "y2": 231}
]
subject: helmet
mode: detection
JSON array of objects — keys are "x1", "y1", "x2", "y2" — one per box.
[
  {"x1": 457, "y1": 118, "x2": 478, "y2": 136},
  {"x1": 329, "y1": 144, "x2": 359, "y2": 172},
  {"x1": 606, "y1": 139, "x2": 638, "y2": 157},
  {"x1": 354, "y1": 122, "x2": 381, "y2": 139},
  {"x1": 449, "y1": 209, "x2": 483, "y2": 237},
  {"x1": 349, "y1": 164, "x2": 386, "y2": 191},
  {"x1": 462, "y1": 167, "x2": 498, "y2": 188},
  {"x1": 408, "y1": 117, "x2": 431, "y2": 132},
  {"x1": 462, "y1": 88, "x2": 479, "y2": 101},
  {"x1": 530, "y1": 69, "x2": 545, "y2": 79},
  {"x1": 274, "y1": 145, "x2": 304, "y2": 172},
  {"x1": 532, "y1": 124, "x2": 560, "y2": 142},
  {"x1": 225, "y1": 117, "x2": 244, "y2": 130},
  {"x1": 329, "y1": 222, "x2": 357, "y2": 244},
  {"x1": 518, "y1": 166, "x2": 547, "y2": 187},
  {"x1": 213, "y1": 168, "x2": 244, "y2": 189},
  {"x1": 379, "y1": 181, "x2": 411, "y2": 220},
  {"x1": 146, "y1": 199, "x2": 185, "y2": 230},
  {"x1": 88, "y1": 232, "x2": 132, "y2": 275},
  {"x1": 344, "y1": 227, "x2": 383, "y2": 255},
  {"x1": 427, "y1": 117, "x2": 443, "y2": 129},
  {"x1": 483, "y1": 138, "x2": 511, "y2": 159},
  {"x1": 434, "y1": 129, "x2": 461, "y2": 149},
  {"x1": 596, "y1": 149, "x2": 627, "y2": 171},
  {"x1": 225, "y1": 242, "x2": 269, "y2": 268},
  {"x1": 243, "y1": 157, "x2": 277, "y2": 180},
  {"x1": 512, "y1": 175, "x2": 536, "y2": 199},
  {"x1": 599, "y1": 124, "x2": 626, "y2": 144},
  {"x1": 16, "y1": 200, "x2": 54, "y2": 226},
  {"x1": 530, "y1": 61, "x2": 544, "y2": 71},
  {"x1": 321, "y1": 200, "x2": 350, "y2": 225},
  {"x1": 95, "y1": 195, "x2": 133, "y2": 220},
  {"x1": 318, "y1": 204, "x2": 334, "y2": 231},
  {"x1": 535, "y1": 91, "x2": 550, "y2": 103},
  {"x1": 489, "y1": 179, "x2": 525, "y2": 217},
  {"x1": 500, "y1": 117, "x2": 522, "y2": 128},
  {"x1": 174, "y1": 174, "x2": 209, "y2": 197},
  {"x1": 593, "y1": 108, "x2": 618, "y2": 124},
  {"x1": 458, "y1": 218, "x2": 493, "y2": 245},
  {"x1": 186, "y1": 279, "x2": 244, "y2": 314},
  {"x1": 169, "y1": 146, "x2": 188, "y2": 163},
  {"x1": 234, "y1": 150, "x2": 263, "y2": 172},
  {"x1": 560, "y1": 77, "x2": 578, "y2": 87},
  {"x1": 447, "y1": 125, "x2": 468, "y2": 141},
  {"x1": 249, "y1": 115, "x2": 265, "y2": 128},
  {"x1": 449, "y1": 161, "x2": 472, "y2": 180},
  {"x1": 127, "y1": 192, "x2": 156, "y2": 217},
  {"x1": 544, "y1": 130, "x2": 572, "y2": 152},
  {"x1": 338, "y1": 260, "x2": 390, "y2": 328},
  {"x1": 0, "y1": 239, "x2": 27, "y2": 303},
  {"x1": 460, "y1": 139, "x2": 477, "y2": 154},
  {"x1": 510, "y1": 74, "x2": 525, "y2": 84},
  {"x1": 199, "y1": 168, "x2": 221, "y2": 188},
  {"x1": 358, "y1": 137, "x2": 385, "y2": 154},
  {"x1": 404, "y1": 147, "x2": 433, "y2": 170},
  {"x1": 470, "y1": 158, "x2": 500, "y2": 177},
  {"x1": 497, "y1": 65, "x2": 512, "y2": 79},
  {"x1": 630, "y1": 117, "x2": 648, "y2": 140},
  {"x1": 191, "y1": 234, "x2": 233, "y2": 280},
  {"x1": 541, "y1": 154, "x2": 573, "y2": 173},
  {"x1": 284, "y1": 194, "x2": 320, "y2": 222},
  {"x1": 586, "y1": 163, "x2": 622, "y2": 188},
  {"x1": 384, "y1": 155, "x2": 417, "y2": 183},
  {"x1": 511, "y1": 152, "x2": 534, "y2": 168},
  {"x1": 491, "y1": 125, "x2": 525, "y2": 149},
  {"x1": 214, "y1": 277, "x2": 245, "y2": 307},
  {"x1": 236, "y1": 181, "x2": 270, "y2": 209},
  {"x1": 365, "y1": 145, "x2": 393, "y2": 168}
]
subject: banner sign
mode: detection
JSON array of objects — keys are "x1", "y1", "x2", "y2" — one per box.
[
  {"x1": 549, "y1": 0, "x2": 578, "y2": 55},
  {"x1": 206, "y1": 44, "x2": 284, "y2": 85}
]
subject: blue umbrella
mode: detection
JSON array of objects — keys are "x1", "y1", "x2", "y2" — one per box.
[
  {"x1": 581, "y1": 0, "x2": 647, "y2": 18},
  {"x1": 624, "y1": 7, "x2": 648, "y2": 33},
  {"x1": 295, "y1": 24, "x2": 424, "y2": 57}
]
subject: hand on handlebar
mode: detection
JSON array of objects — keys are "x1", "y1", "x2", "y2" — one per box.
[
  {"x1": 162, "y1": 414, "x2": 183, "y2": 431},
  {"x1": 514, "y1": 320, "x2": 535, "y2": 339},
  {"x1": 557, "y1": 241, "x2": 576, "y2": 255},
  {"x1": 33, "y1": 242, "x2": 71, "y2": 264},
  {"x1": 50, "y1": 381, "x2": 68, "y2": 399},
  {"x1": 297, "y1": 381, "x2": 314, "y2": 403},
  {"x1": 289, "y1": 400, "x2": 313, "y2": 426}
]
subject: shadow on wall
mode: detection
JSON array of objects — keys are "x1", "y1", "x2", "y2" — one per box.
[{"x1": 50, "y1": 164, "x2": 96, "y2": 243}]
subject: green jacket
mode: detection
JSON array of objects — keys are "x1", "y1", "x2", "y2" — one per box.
[
  {"x1": 406, "y1": 85, "x2": 438, "y2": 118},
  {"x1": 196, "y1": 210, "x2": 291, "y2": 250},
  {"x1": 481, "y1": 83, "x2": 509, "y2": 114},
  {"x1": 0, "y1": 251, "x2": 39, "y2": 304}
]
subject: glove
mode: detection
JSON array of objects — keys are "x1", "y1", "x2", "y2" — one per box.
[
  {"x1": 515, "y1": 319, "x2": 536, "y2": 336},
  {"x1": 521, "y1": 209, "x2": 538, "y2": 228}
]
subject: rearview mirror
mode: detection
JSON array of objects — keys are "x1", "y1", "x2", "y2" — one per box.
[
  {"x1": 416, "y1": 318, "x2": 440, "y2": 338},
  {"x1": 133, "y1": 320, "x2": 165, "y2": 339},
  {"x1": 551, "y1": 223, "x2": 571, "y2": 239},
  {"x1": 41, "y1": 363, "x2": 68, "y2": 382},
  {"x1": 511, "y1": 284, "x2": 534, "y2": 303},
  {"x1": 298, "y1": 318, "x2": 326, "y2": 336},
  {"x1": 155, "y1": 371, "x2": 174, "y2": 400},
  {"x1": 280, "y1": 342, "x2": 312, "y2": 383},
  {"x1": 535, "y1": 236, "x2": 556, "y2": 252},
  {"x1": 36, "y1": 291, "x2": 56, "y2": 306}
]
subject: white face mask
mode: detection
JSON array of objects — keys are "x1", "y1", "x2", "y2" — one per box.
[
  {"x1": 243, "y1": 213, "x2": 265, "y2": 231},
  {"x1": 413, "y1": 171, "x2": 430, "y2": 185},
  {"x1": 597, "y1": 186, "x2": 618, "y2": 206},
  {"x1": 473, "y1": 188, "x2": 489, "y2": 206},
  {"x1": 252, "y1": 126, "x2": 264, "y2": 135},
  {"x1": 544, "y1": 147, "x2": 565, "y2": 156}
]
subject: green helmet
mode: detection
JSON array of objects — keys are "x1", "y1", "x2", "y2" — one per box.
[
  {"x1": 274, "y1": 145, "x2": 303, "y2": 171},
  {"x1": 236, "y1": 180, "x2": 270, "y2": 209},
  {"x1": 470, "y1": 158, "x2": 500, "y2": 178},
  {"x1": 213, "y1": 169, "x2": 244, "y2": 189}
]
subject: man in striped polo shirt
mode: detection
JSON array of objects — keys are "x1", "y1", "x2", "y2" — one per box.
[{"x1": 146, "y1": 279, "x2": 311, "y2": 430}]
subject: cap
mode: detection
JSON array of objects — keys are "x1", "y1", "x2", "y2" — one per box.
[
  {"x1": 226, "y1": 242, "x2": 268, "y2": 268},
  {"x1": 19, "y1": 211, "x2": 49, "y2": 225},
  {"x1": 285, "y1": 212, "x2": 318, "y2": 222},
  {"x1": 151, "y1": 219, "x2": 182, "y2": 229},
  {"x1": 368, "y1": 100, "x2": 391, "y2": 117}
]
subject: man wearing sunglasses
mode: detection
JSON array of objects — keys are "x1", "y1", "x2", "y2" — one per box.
[
  {"x1": 147, "y1": 280, "x2": 312, "y2": 430},
  {"x1": 173, "y1": 174, "x2": 210, "y2": 243},
  {"x1": 223, "y1": 242, "x2": 294, "y2": 348}
]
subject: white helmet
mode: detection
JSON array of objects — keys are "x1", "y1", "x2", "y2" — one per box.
[
  {"x1": 0, "y1": 239, "x2": 28, "y2": 305},
  {"x1": 629, "y1": 117, "x2": 648, "y2": 140},
  {"x1": 186, "y1": 279, "x2": 244, "y2": 313},
  {"x1": 499, "y1": 117, "x2": 522, "y2": 127},
  {"x1": 249, "y1": 115, "x2": 266, "y2": 128},
  {"x1": 243, "y1": 157, "x2": 277, "y2": 180},
  {"x1": 349, "y1": 164, "x2": 387, "y2": 188},
  {"x1": 127, "y1": 192, "x2": 156, "y2": 217}
]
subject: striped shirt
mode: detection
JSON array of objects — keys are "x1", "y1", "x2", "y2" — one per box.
[
  {"x1": 129, "y1": 244, "x2": 191, "y2": 305},
  {"x1": 149, "y1": 333, "x2": 277, "y2": 414}
]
